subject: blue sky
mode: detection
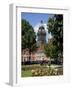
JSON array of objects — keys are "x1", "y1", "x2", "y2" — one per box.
[
  {"x1": 21, "y1": 12, "x2": 54, "y2": 42},
  {"x1": 21, "y1": 12, "x2": 54, "y2": 28}
]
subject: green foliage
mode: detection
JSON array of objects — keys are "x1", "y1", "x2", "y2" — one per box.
[
  {"x1": 47, "y1": 15, "x2": 63, "y2": 54},
  {"x1": 22, "y1": 19, "x2": 37, "y2": 61},
  {"x1": 21, "y1": 19, "x2": 37, "y2": 52},
  {"x1": 44, "y1": 42, "x2": 58, "y2": 59},
  {"x1": 45, "y1": 14, "x2": 63, "y2": 61}
]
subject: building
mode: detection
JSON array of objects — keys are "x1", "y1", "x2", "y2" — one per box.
[
  {"x1": 22, "y1": 21, "x2": 49, "y2": 63},
  {"x1": 37, "y1": 20, "x2": 46, "y2": 46}
]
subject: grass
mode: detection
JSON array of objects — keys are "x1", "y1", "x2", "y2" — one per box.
[
  {"x1": 21, "y1": 64, "x2": 63, "y2": 77},
  {"x1": 21, "y1": 70, "x2": 32, "y2": 77},
  {"x1": 21, "y1": 64, "x2": 41, "y2": 77}
]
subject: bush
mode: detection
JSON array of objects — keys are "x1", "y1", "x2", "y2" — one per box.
[{"x1": 31, "y1": 67, "x2": 63, "y2": 76}]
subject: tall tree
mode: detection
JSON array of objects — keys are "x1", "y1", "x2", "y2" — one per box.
[
  {"x1": 47, "y1": 15, "x2": 63, "y2": 59},
  {"x1": 22, "y1": 19, "x2": 37, "y2": 61}
]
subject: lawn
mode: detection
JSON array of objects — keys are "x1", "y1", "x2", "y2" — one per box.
[
  {"x1": 21, "y1": 64, "x2": 63, "y2": 77},
  {"x1": 21, "y1": 64, "x2": 41, "y2": 77},
  {"x1": 21, "y1": 69, "x2": 32, "y2": 77}
]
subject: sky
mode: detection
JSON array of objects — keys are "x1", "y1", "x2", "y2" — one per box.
[
  {"x1": 21, "y1": 12, "x2": 54, "y2": 42},
  {"x1": 21, "y1": 12, "x2": 54, "y2": 28}
]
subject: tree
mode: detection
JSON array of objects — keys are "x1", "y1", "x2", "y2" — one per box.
[
  {"x1": 47, "y1": 15, "x2": 63, "y2": 60},
  {"x1": 22, "y1": 19, "x2": 37, "y2": 61},
  {"x1": 44, "y1": 40, "x2": 58, "y2": 60}
]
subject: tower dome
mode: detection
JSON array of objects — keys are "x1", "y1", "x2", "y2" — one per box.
[
  {"x1": 37, "y1": 21, "x2": 46, "y2": 45},
  {"x1": 38, "y1": 25, "x2": 46, "y2": 35},
  {"x1": 38, "y1": 20, "x2": 46, "y2": 35}
]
